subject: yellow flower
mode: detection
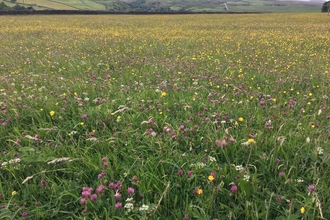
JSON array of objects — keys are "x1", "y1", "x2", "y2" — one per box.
[
  {"x1": 50, "y1": 111, "x2": 55, "y2": 117},
  {"x1": 208, "y1": 175, "x2": 214, "y2": 181},
  {"x1": 197, "y1": 188, "x2": 203, "y2": 195},
  {"x1": 247, "y1": 138, "x2": 255, "y2": 143},
  {"x1": 117, "y1": 116, "x2": 121, "y2": 119},
  {"x1": 161, "y1": 92, "x2": 167, "y2": 97},
  {"x1": 300, "y1": 207, "x2": 305, "y2": 214},
  {"x1": 238, "y1": 117, "x2": 244, "y2": 122},
  {"x1": 80, "y1": 122, "x2": 84, "y2": 126},
  {"x1": 11, "y1": 191, "x2": 17, "y2": 196}
]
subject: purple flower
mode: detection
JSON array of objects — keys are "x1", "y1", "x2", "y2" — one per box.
[
  {"x1": 115, "y1": 202, "x2": 122, "y2": 209},
  {"x1": 216, "y1": 139, "x2": 227, "y2": 147},
  {"x1": 127, "y1": 187, "x2": 135, "y2": 195},
  {"x1": 187, "y1": 171, "x2": 193, "y2": 177},
  {"x1": 177, "y1": 169, "x2": 183, "y2": 176},
  {"x1": 81, "y1": 191, "x2": 90, "y2": 198},
  {"x1": 90, "y1": 194, "x2": 98, "y2": 201},
  {"x1": 114, "y1": 192, "x2": 122, "y2": 200},
  {"x1": 82, "y1": 114, "x2": 88, "y2": 119},
  {"x1": 308, "y1": 185, "x2": 315, "y2": 192},
  {"x1": 279, "y1": 172, "x2": 285, "y2": 177},
  {"x1": 97, "y1": 185, "x2": 105, "y2": 195},
  {"x1": 230, "y1": 185, "x2": 238, "y2": 193},
  {"x1": 40, "y1": 179, "x2": 47, "y2": 187},
  {"x1": 21, "y1": 212, "x2": 28, "y2": 217},
  {"x1": 80, "y1": 198, "x2": 87, "y2": 205}
]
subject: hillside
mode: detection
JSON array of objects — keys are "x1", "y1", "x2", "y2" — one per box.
[{"x1": 0, "y1": 0, "x2": 325, "y2": 12}]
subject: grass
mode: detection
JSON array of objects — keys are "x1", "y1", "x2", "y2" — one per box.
[{"x1": 0, "y1": 13, "x2": 330, "y2": 219}]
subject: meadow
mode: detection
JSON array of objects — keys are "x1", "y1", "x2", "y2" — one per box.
[{"x1": 0, "y1": 13, "x2": 330, "y2": 219}]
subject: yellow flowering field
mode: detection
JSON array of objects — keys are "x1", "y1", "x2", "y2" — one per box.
[{"x1": 0, "y1": 13, "x2": 329, "y2": 219}]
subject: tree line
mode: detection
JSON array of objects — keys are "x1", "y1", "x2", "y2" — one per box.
[
  {"x1": 0, "y1": 2, "x2": 33, "y2": 10},
  {"x1": 322, "y1": 1, "x2": 330, "y2": 12}
]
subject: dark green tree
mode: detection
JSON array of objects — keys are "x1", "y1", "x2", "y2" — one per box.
[
  {"x1": 321, "y1": 1, "x2": 330, "y2": 13},
  {"x1": 0, "y1": 2, "x2": 11, "y2": 10}
]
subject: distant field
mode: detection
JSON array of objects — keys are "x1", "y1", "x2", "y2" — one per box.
[{"x1": 0, "y1": 0, "x2": 323, "y2": 12}]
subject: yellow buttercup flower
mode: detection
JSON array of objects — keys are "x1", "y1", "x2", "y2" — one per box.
[
  {"x1": 208, "y1": 175, "x2": 214, "y2": 181},
  {"x1": 238, "y1": 117, "x2": 244, "y2": 122},
  {"x1": 300, "y1": 207, "x2": 305, "y2": 214},
  {"x1": 12, "y1": 191, "x2": 17, "y2": 196},
  {"x1": 247, "y1": 138, "x2": 255, "y2": 143},
  {"x1": 161, "y1": 92, "x2": 167, "y2": 97},
  {"x1": 50, "y1": 111, "x2": 55, "y2": 117},
  {"x1": 197, "y1": 188, "x2": 203, "y2": 195}
]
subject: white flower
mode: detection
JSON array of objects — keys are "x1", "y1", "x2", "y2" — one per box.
[
  {"x1": 1, "y1": 158, "x2": 21, "y2": 167},
  {"x1": 124, "y1": 203, "x2": 134, "y2": 212},
  {"x1": 316, "y1": 147, "x2": 324, "y2": 155},
  {"x1": 139, "y1": 204, "x2": 149, "y2": 211},
  {"x1": 235, "y1": 165, "x2": 243, "y2": 171},
  {"x1": 126, "y1": 197, "x2": 133, "y2": 202},
  {"x1": 208, "y1": 156, "x2": 216, "y2": 162},
  {"x1": 243, "y1": 174, "x2": 250, "y2": 182}
]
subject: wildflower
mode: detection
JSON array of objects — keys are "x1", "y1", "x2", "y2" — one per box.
[
  {"x1": 40, "y1": 179, "x2": 47, "y2": 187},
  {"x1": 208, "y1": 175, "x2": 215, "y2": 181},
  {"x1": 187, "y1": 171, "x2": 193, "y2": 177},
  {"x1": 238, "y1": 117, "x2": 244, "y2": 122},
  {"x1": 115, "y1": 202, "x2": 122, "y2": 209},
  {"x1": 316, "y1": 147, "x2": 324, "y2": 155},
  {"x1": 11, "y1": 191, "x2": 17, "y2": 196},
  {"x1": 177, "y1": 169, "x2": 183, "y2": 176},
  {"x1": 161, "y1": 92, "x2": 167, "y2": 97},
  {"x1": 82, "y1": 114, "x2": 87, "y2": 119},
  {"x1": 49, "y1": 111, "x2": 55, "y2": 117},
  {"x1": 216, "y1": 139, "x2": 227, "y2": 147},
  {"x1": 139, "y1": 204, "x2": 149, "y2": 211},
  {"x1": 247, "y1": 138, "x2": 255, "y2": 143},
  {"x1": 197, "y1": 188, "x2": 203, "y2": 195},
  {"x1": 80, "y1": 122, "x2": 84, "y2": 126},
  {"x1": 90, "y1": 194, "x2": 97, "y2": 201},
  {"x1": 80, "y1": 198, "x2": 87, "y2": 205},
  {"x1": 300, "y1": 207, "x2": 305, "y2": 214},
  {"x1": 308, "y1": 185, "x2": 315, "y2": 192},
  {"x1": 229, "y1": 137, "x2": 235, "y2": 143},
  {"x1": 230, "y1": 185, "x2": 237, "y2": 193},
  {"x1": 276, "y1": 195, "x2": 282, "y2": 202},
  {"x1": 124, "y1": 202, "x2": 134, "y2": 212},
  {"x1": 97, "y1": 185, "x2": 105, "y2": 195},
  {"x1": 208, "y1": 156, "x2": 216, "y2": 162},
  {"x1": 279, "y1": 172, "x2": 285, "y2": 177},
  {"x1": 21, "y1": 212, "x2": 28, "y2": 217},
  {"x1": 127, "y1": 187, "x2": 135, "y2": 195},
  {"x1": 235, "y1": 165, "x2": 243, "y2": 171},
  {"x1": 243, "y1": 174, "x2": 250, "y2": 181},
  {"x1": 114, "y1": 192, "x2": 122, "y2": 200}
]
